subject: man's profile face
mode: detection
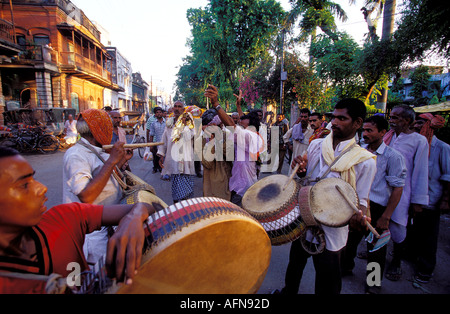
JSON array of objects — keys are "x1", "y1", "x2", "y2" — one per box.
[{"x1": 0, "y1": 155, "x2": 48, "y2": 228}]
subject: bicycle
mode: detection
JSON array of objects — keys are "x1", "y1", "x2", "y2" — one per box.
[
  {"x1": 130, "y1": 123, "x2": 146, "y2": 158},
  {"x1": 0, "y1": 125, "x2": 60, "y2": 154}
]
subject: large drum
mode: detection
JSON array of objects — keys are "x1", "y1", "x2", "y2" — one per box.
[
  {"x1": 110, "y1": 197, "x2": 271, "y2": 294},
  {"x1": 242, "y1": 174, "x2": 305, "y2": 246},
  {"x1": 299, "y1": 177, "x2": 358, "y2": 228}
]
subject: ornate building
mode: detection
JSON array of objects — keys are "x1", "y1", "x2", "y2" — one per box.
[{"x1": 0, "y1": 0, "x2": 120, "y2": 118}]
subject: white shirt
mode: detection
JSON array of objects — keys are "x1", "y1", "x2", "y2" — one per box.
[
  {"x1": 62, "y1": 138, "x2": 122, "y2": 264},
  {"x1": 157, "y1": 125, "x2": 196, "y2": 175},
  {"x1": 64, "y1": 120, "x2": 78, "y2": 144},
  {"x1": 305, "y1": 138, "x2": 377, "y2": 251}
]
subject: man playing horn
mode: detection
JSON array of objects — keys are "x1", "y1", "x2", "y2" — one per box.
[{"x1": 62, "y1": 109, "x2": 132, "y2": 266}]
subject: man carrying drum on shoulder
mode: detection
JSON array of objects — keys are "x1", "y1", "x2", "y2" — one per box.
[{"x1": 274, "y1": 98, "x2": 377, "y2": 295}]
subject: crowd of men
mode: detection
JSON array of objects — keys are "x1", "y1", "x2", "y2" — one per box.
[{"x1": 0, "y1": 84, "x2": 448, "y2": 294}]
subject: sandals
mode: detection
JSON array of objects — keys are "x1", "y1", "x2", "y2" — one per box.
[{"x1": 385, "y1": 264, "x2": 402, "y2": 281}]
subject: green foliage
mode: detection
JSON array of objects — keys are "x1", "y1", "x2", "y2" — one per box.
[
  {"x1": 175, "y1": 0, "x2": 286, "y2": 106},
  {"x1": 409, "y1": 65, "x2": 432, "y2": 106},
  {"x1": 175, "y1": 0, "x2": 450, "y2": 116},
  {"x1": 393, "y1": 0, "x2": 450, "y2": 61}
]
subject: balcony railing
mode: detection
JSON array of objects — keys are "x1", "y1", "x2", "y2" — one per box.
[
  {"x1": 0, "y1": 17, "x2": 15, "y2": 43},
  {"x1": 16, "y1": 44, "x2": 58, "y2": 64},
  {"x1": 59, "y1": 51, "x2": 111, "y2": 81}
]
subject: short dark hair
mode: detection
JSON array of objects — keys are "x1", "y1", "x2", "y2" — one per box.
[
  {"x1": 300, "y1": 108, "x2": 311, "y2": 116},
  {"x1": 334, "y1": 98, "x2": 366, "y2": 121},
  {"x1": 310, "y1": 112, "x2": 323, "y2": 119},
  {"x1": 0, "y1": 146, "x2": 20, "y2": 158},
  {"x1": 364, "y1": 115, "x2": 389, "y2": 132},
  {"x1": 240, "y1": 111, "x2": 261, "y2": 132},
  {"x1": 153, "y1": 106, "x2": 163, "y2": 113}
]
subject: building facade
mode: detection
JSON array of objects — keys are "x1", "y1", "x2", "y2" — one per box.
[
  {"x1": 132, "y1": 72, "x2": 148, "y2": 113},
  {"x1": 105, "y1": 47, "x2": 133, "y2": 111},
  {"x1": 0, "y1": 0, "x2": 121, "y2": 121}
]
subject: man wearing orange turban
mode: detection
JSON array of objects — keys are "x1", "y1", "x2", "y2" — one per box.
[
  {"x1": 62, "y1": 108, "x2": 131, "y2": 265},
  {"x1": 410, "y1": 113, "x2": 450, "y2": 283}
]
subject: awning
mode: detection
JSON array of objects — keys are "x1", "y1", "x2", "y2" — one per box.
[{"x1": 414, "y1": 101, "x2": 450, "y2": 113}]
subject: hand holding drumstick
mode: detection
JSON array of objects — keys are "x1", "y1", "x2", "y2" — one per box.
[{"x1": 283, "y1": 154, "x2": 307, "y2": 190}]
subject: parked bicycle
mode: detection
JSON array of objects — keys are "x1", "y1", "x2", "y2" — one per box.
[
  {"x1": 130, "y1": 123, "x2": 146, "y2": 158},
  {"x1": 0, "y1": 125, "x2": 60, "y2": 154}
]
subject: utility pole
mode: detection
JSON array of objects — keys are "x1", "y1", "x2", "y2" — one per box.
[{"x1": 279, "y1": 28, "x2": 287, "y2": 115}]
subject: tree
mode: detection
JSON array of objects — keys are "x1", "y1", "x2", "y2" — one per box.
[
  {"x1": 288, "y1": 0, "x2": 348, "y2": 43},
  {"x1": 393, "y1": 0, "x2": 450, "y2": 61},
  {"x1": 409, "y1": 65, "x2": 432, "y2": 106},
  {"x1": 175, "y1": 0, "x2": 285, "y2": 105}
]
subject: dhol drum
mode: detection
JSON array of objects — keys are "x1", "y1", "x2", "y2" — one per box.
[
  {"x1": 299, "y1": 177, "x2": 358, "y2": 228},
  {"x1": 110, "y1": 197, "x2": 271, "y2": 294},
  {"x1": 242, "y1": 174, "x2": 306, "y2": 246}
]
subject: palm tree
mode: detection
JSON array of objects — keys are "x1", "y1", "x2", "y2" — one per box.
[
  {"x1": 287, "y1": 0, "x2": 349, "y2": 43},
  {"x1": 361, "y1": 0, "x2": 397, "y2": 110}
]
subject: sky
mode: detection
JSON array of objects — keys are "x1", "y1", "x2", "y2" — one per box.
[{"x1": 69, "y1": 0, "x2": 381, "y2": 100}]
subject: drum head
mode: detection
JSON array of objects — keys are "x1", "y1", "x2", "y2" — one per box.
[
  {"x1": 309, "y1": 178, "x2": 357, "y2": 227},
  {"x1": 242, "y1": 175, "x2": 298, "y2": 218},
  {"x1": 113, "y1": 199, "x2": 272, "y2": 294}
]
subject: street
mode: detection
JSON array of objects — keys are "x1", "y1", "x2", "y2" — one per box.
[{"x1": 24, "y1": 148, "x2": 450, "y2": 294}]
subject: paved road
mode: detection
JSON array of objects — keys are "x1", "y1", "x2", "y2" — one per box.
[{"x1": 24, "y1": 147, "x2": 450, "y2": 294}]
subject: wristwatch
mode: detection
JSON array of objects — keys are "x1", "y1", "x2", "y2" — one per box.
[{"x1": 214, "y1": 104, "x2": 221, "y2": 111}]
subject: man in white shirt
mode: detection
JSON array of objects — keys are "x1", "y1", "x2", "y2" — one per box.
[
  {"x1": 63, "y1": 109, "x2": 131, "y2": 265},
  {"x1": 277, "y1": 98, "x2": 377, "y2": 295},
  {"x1": 64, "y1": 114, "x2": 78, "y2": 144},
  {"x1": 157, "y1": 101, "x2": 197, "y2": 204}
]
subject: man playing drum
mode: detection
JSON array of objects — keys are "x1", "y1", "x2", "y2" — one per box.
[
  {"x1": 276, "y1": 98, "x2": 377, "y2": 295},
  {"x1": 0, "y1": 147, "x2": 155, "y2": 293}
]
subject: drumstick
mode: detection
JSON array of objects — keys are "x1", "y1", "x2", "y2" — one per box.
[
  {"x1": 335, "y1": 185, "x2": 380, "y2": 238},
  {"x1": 283, "y1": 163, "x2": 300, "y2": 190},
  {"x1": 102, "y1": 142, "x2": 164, "y2": 150}
]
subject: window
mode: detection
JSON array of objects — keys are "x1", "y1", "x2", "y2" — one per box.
[
  {"x1": 33, "y1": 35, "x2": 50, "y2": 46},
  {"x1": 71, "y1": 93, "x2": 79, "y2": 113},
  {"x1": 16, "y1": 35, "x2": 26, "y2": 46}
]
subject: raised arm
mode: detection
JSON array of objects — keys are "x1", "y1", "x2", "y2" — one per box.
[
  {"x1": 204, "y1": 84, "x2": 235, "y2": 127},
  {"x1": 234, "y1": 90, "x2": 244, "y2": 118}
]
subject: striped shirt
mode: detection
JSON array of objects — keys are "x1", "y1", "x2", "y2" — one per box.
[
  {"x1": 363, "y1": 142, "x2": 407, "y2": 207},
  {"x1": 149, "y1": 118, "x2": 166, "y2": 143}
]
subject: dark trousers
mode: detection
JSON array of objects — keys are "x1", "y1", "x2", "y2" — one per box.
[
  {"x1": 152, "y1": 149, "x2": 162, "y2": 172},
  {"x1": 408, "y1": 208, "x2": 440, "y2": 277},
  {"x1": 276, "y1": 148, "x2": 287, "y2": 174},
  {"x1": 342, "y1": 201, "x2": 388, "y2": 278},
  {"x1": 282, "y1": 238, "x2": 343, "y2": 295}
]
